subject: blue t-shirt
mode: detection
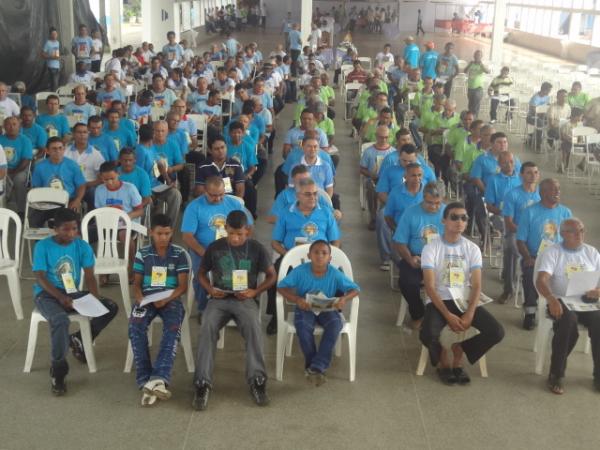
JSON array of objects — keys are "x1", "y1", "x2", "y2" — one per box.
[
  {"x1": 89, "y1": 134, "x2": 119, "y2": 162},
  {"x1": 288, "y1": 30, "x2": 302, "y2": 51},
  {"x1": 470, "y1": 152, "x2": 522, "y2": 187},
  {"x1": 224, "y1": 38, "x2": 240, "y2": 56},
  {"x1": 384, "y1": 183, "x2": 424, "y2": 224},
  {"x1": 162, "y1": 43, "x2": 184, "y2": 62},
  {"x1": 63, "y1": 102, "x2": 97, "y2": 124},
  {"x1": 21, "y1": 124, "x2": 48, "y2": 150},
  {"x1": 43, "y1": 40, "x2": 61, "y2": 69},
  {"x1": 0, "y1": 134, "x2": 33, "y2": 169},
  {"x1": 420, "y1": 51, "x2": 439, "y2": 79},
  {"x1": 193, "y1": 101, "x2": 222, "y2": 117},
  {"x1": 278, "y1": 263, "x2": 360, "y2": 298},
  {"x1": 269, "y1": 188, "x2": 333, "y2": 218},
  {"x1": 181, "y1": 195, "x2": 252, "y2": 249},
  {"x1": 128, "y1": 102, "x2": 152, "y2": 123},
  {"x1": 484, "y1": 172, "x2": 521, "y2": 210},
  {"x1": 96, "y1": 89, "x2": 126, "y2": 110},
  {"x1": 72, "y1": 36, "x2": 93, "y2": 63},
  {"x1": 437, "y1": 54, "x2": 459, "y2": 78},
  {"x1": 36, "y1": 114, "x2": 70, "y2": 139},
  {"x1": 188, "y1": 92, "x2": 209, "y2": 111},
  {"x1": 32, "y1": 237, "x2": 95, "y2": 296},
  {"x1": 502, "y1": 186, "x2": 540, "y2": 225},
  {"x1": 118, "y1": 166, "x2": 152, "y2": 198},
  {"x1": 103, "y1": 126, "x2": 136, "y2": 152},
  {"x1": 94, "y1": 181, "x2": 143, "y2": 219},
  {"x1": 272, "y1": 204, "x2": 340, "y2": 250},
  {"x1": 516, "y1": 202, "x2": 572, "y2": 256},
  {"x1": 376, "y1": 162, "x2": 436, "y2": 194},
  {"x1": 404, "y1": 43, "x2": 420, "y2": 69},
  {"x1": 360, "y1": 145, "x2": 397, "y2": 174},
  {"x1": 379, "y1": 152, "x2": 428, "y2": 173},
  {"x1": 32, "y1": 158, "x2": 86, "y2": 198},
  {"x1": 288, "y1": 159, "x2": 334, "y2": 190},
  {"x1": 282, "y1": 148, "x2": 335, "y2": 176},
  {"x1": 284, "y1": 127, "x2": 329, "y2": 150},
  {"x1": 151, "y1": 140, "x2": 184, "y2": 167},
  {"x1": 393, "y1": 203, "x2": 445, "y2": 255},
  {"x1": 227, "y1": 140, "x2": 258, "y2": 172},
  {"x1": 134, "y1": 143, "x2": 155, "y2": 174},
  {"x1": 168, "y1": 129, "x2": 189, "y2": 157},
  {"x1": 248, "y1": 90, "x2": 274, "y2": 111}
]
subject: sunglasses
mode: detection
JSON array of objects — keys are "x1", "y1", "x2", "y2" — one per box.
[{"x1": 449, "y1": 214, "x2": 469, "y2": 222}]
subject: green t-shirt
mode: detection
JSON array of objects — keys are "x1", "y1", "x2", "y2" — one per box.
[
  {"x1": 319, "y1": 86, "x2": 335, "y2": 104},
  {"x1": 364, "y1": 121, "x2": 400, "y2": 144},
  {"x1": 421, "y1": 109, "x2": 441, "y2": 131},
  {"x1": 377, "y1": 80, "x2": 389, "y2": 95},
  {"x1": 431, "y1": 113, "x2": 460, "y2": 145},
  {"x1": 447, "y1": 125, "x2": 469, "y2": 150},
  {"x1": 415, "y1": 91, "x2": 434, "y2": 117},
  {"x1": 467, "y1": 63, "x2": 485, "y2": 89},
  {"x1": 317, "y1": 117, "x2": 335, "y2": 137},
  {"x1": 567, "y1": 92, "x2": 590, "y2": 109},
  {"x1": 455, "y1": 139, "x2": 484, "y2": 174}
]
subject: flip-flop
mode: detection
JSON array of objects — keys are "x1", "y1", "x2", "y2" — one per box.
[
  {"x1": 547, "y1": 374, "x2": 564, "y2": 395},
  {"x1": 453, "y1": 367, "x2": 471, "y2": 385},
  {"x1": 437, "y1": 367, "x2": 457, "y2": 385}
]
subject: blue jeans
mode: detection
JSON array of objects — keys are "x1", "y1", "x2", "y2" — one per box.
[
  {"x1": 294, "y1": 309, "x2": 344, "y2": 373},
  {"x1": 190, "y1": 251, "x2": 208, "y2": 312},
  {"x1": 128, "y1": 299, "x2": 185, "y2": 387}
]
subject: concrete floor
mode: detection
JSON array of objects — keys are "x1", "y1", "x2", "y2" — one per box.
[{"x1": 1, "y1": 29, "x2": 600, "y2": 450}]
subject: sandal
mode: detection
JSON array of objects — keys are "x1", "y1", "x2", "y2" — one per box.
[
  {"x1": 437, "y1": 367, "x2": 457, "y2": 385},
  {"x1": 547, "y1": 374, "x2": 564, "y2": 395},
  {"x1": 453, "y1": 367, "x2": 471, "y2": 385}
]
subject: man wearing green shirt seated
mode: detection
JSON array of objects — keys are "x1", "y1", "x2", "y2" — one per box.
[
  {"x1": 567, "y1": 81, "x2": 590, "y2": 110},
  {"x1": 362, "y1": 107, "x2": 399, "y2": 145}
]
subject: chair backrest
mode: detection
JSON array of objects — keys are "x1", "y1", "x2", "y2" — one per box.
[
  {"x1": 151, "y1": 106, "x2": 167, "y2": 121},
  {"x1": 187, "y1": 113, "x2": 208, "y2": 132},
  {"x1": 226, "y1": 194, "x2": 244, "y2": 205},
  {"x1": 81, "y1": 207, "x2": 132, "y2": 262},
  {"x1": 317, "y1": 188, "x2": 333, "y2": 207},
  {"x1": 360, "y1": 141, "x2": 375, "y2": 156},
  {"x1": 23, "y1": 188, "x2": 70, "y2": 230},
  {"x1": 0, "y1": 208, "x2": 21, "y2": 264},
  {"x1": 7, "y1": 93, "x2": 21, "y2": 107}
]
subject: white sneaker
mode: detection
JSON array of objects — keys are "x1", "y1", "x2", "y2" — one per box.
[
  {"x1": 379, "y1": 262, "x2": 391, "y2": 271},
  {"x1": 141, "y1": 392, "x2": 157, "y2": 407},
  {"x1": 143, "y1": 379, "x2": 172, "y2": 401}
]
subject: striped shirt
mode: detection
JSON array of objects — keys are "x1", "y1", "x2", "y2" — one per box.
[{"x1": 133, "y1": 244, "x2": 189, "y2": 296}]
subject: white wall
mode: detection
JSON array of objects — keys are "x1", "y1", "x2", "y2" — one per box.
[
  {"x1": 141, "y1": 0, "x2": 176, "y2": 44},
  {"x1": 398, "y1": 1, "x2": 480, "y2": 34}
]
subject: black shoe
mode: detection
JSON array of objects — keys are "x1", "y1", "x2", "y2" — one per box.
[
  {"x1": 249, "y1": 377, "x2": 270, "y2": 406},
  {"x1": 192, "y1": 382, "x2": 211, "y2": 411},
  {"x1": 50, "y1": 366, "x2": 67, "y2": 396},
  {"x1": 453, "y1": 367, "x2": 471, "y2": 385},
  {"x1": 436, "y1": 367, "x2": 457, "y2": 385},
  {"x1": 266, "y1": 316, "x2": 277, "y2": 336},
  {"x1": 69, "y1": 335, "x2": 87, "y2": 364},
  {"x1": 523, "y1": 313, "x2": 536, "y2": 331}
]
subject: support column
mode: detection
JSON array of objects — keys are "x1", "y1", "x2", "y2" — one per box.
[
  {"x1": 106, "y1": 0, "x2": 123, "y2": 49},
  {"x1": 569, "y1": 13, "x2": 582, "y2": 42},
  {"x1": 300, "y1": 0, "x2": 313, "y2": 44},
  {"x1": 490, "y1": 0, "x2": 506, "y2": 65},
  {"x1": 142, "y1": 0, "x2": 176, "y2": 45},
  {"x1": 57, "y1": 0, "x2": 75, "y2": 80}
]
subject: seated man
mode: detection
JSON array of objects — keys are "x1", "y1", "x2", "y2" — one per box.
[
  {"x1": 484, "y1": 151, "x2": 521, "y2": 234},
  {"x1": 31, "y1": 137, "x2": 86, "y2": 226},
  {"x1": 88, "y1": 115, "x2": 119, "y2": 162},
  {"x1": 287, "y1": 137, "x2": 334, "y2": 197},
  {"x1": 393, "y1": 183, "x2": 444, "y2": 327},
  {"x1": 535, "y1": 218, "x2": 600, "y2": 394},
  {"x1": 32, "y1": 207, "x2": 118, "y2": 395},
  {"x1": 117, "y1": 147, "x2": 152, "y2": 208},
  {"x1": 193, "y1": 210, "x2": 277, "y2": 411},
  {"x1": 103, "y1": 108, "x2": 137, "y2": 153},
  {"x1": 0, "y1": 116, "x2": 33, "y2": 216},
  {"x1": 36, "y1": 95, "x2": 71, "y2": 141},
  {"x1": 20, "y1": 107, "x2": 48, "y2": 160},
  {"x1": 278, "y1": 240, "x2": 360, "y2": 385},
  {"x1": 63, "y1": 85, "x2": 97, "y2": 125},
  {"x1": 420, "y1": 202, "x2": 504, "y2": 385},
  {"x1": 195, "y1": 136, "x2": 245, "y2": 199},
  {"x1": 129, "y1": 213, "x2": 189, "y2": 406}
]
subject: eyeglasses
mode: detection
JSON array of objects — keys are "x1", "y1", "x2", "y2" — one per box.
[
  {"x1": 377, "y1": 135, "x2": 389, "y2": 139},
  {"x1": 301, "y1": 192, "x2": 318, "y2": 197},
  {"x1": 449, "y1": 214, "x2": 469, "y2": 222}
]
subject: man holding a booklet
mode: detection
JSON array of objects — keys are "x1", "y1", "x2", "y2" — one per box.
[
  {"x1": 420, "y1": 202, "x2": 504, "y2": 385},
  {"x1": 193, "y1": 210, "x2": 276, "y2": 411},
  {"x1": 129, "y1": 213, "x2": 189, "y2": 406},
  {"x1": 33, "y1": 208, "x2": 118, "y2": 396},
  {"x1": 535, "y1": 218, "x2": 600, "y2": 394}
]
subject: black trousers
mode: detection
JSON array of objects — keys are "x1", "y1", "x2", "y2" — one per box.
[
  {"x1": 420, "y1": 301, "x2": 505, "y2": 367},
  {"x1": 397, "y1": 259, "x2": 425, "y2": 320},
  {"x1": 550, "y1": 304, "x2": 600, "y2": 378},
  {"x1": 490, "y1": 98, "x2": 515, "y2": 121},
  {"x1": 274, "y1": 164, "x2": 288, "y2": 197},
  {"x1": 290, "y1": 49, "x2": 301, "y2": 77},
  {"x1": 521, "y1": 261, "x2": 538, "y2": 312},
  {"x1": 267, "y1": 255, "x2": 284, "y2": 316},
  {"x1": 243, "y1": 179, "x2": 257, "y2": 218},
  {"x1": 427, "y1": 144, "x2": 449, "y2": 180}
]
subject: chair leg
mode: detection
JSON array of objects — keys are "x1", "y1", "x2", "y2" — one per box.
[
  {"x1": 347, "y1": 331, "x2": 356, "y2": 382},
  {"x1": 79, "y1": 320, "x2": 97, "y2": 373},
  {"x1": 416, "y1": 345, "x2": 429, "y2": 376},
  {"x1": 275, "y1": 328, "x2": 287, "y2": 381},
  {"x1": 179, "y1": 318, "x2": 195, "y2": 373},
  {"x1": 535, "y1": 326, "x2": 552, "y2": 375},
  {"x1": 217, "y1": 328, "x2": 225, "y2": 350},
  {"x1": 335, "y1": 335, "x2": 342, "y2": 357},
  {"x1": 23, "y1": 316, "x2": 40, "y2": 372},
  {"x1": 7, "y1": 270, "x2": 23, "y2": 320},
  {"x1": 285, "y1": 332, "x2": 294, "y2": 356},
  {"x1": 396, "y1": 297, "x2": 407, "y2": 327},
  {"x1": 124, "y1": 341, "x2": 134, "y2": 373},
  {"x1": 118, "y1": 272, "x2": 132, "y2": 317},
  {"x1": 479, "y1": 355, "x2": 488, "y2": 378}
]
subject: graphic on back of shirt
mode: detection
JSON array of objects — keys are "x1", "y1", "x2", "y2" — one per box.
[{"x1": 421, "y1": 225, "x2": 440, "y2": 245}]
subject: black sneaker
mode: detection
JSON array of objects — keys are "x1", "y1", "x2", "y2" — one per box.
[
  {"x1": 69, "y1": 335, "x2": 87, "y2": 363},
  {"x1": 249, "y1": 377, "x2": 270, "y2": 406},
  {"x1": 266, "y1": 316, "x2": 277, "y2": 336},
  {"x1": 51, "y1": 373, "x2": 67, "y2": 396},
  {"x1": 192, "y1": 382, "x2": 211, "y2": 411},
  {"x1": 523, "y1": 313, "x2": 536, "y2": 331}
]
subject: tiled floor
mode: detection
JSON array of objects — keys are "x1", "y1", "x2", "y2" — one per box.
[{"x1": 1, "y1": 29, "x2": 599, "y2": 450}]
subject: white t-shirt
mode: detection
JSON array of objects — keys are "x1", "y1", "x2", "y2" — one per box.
[
  {"x1": 0, "y1": 98, "x2": 21, "y2": 118},
  {"x1": 309, "y1": 29, "x2": 322, "y2": 47},
  {"x1": 105, "y1": 57, "x2": 123, "y2": 80},
  {"x1": 91, "y1": 38, "x2": 102, "y2": 61},
  {"x1": 65, "y1": 145, "x2": 105, "y2": 182},
  {"x1": 376, "y1": 52, "x2": 395, "y2": 66},
  {"x1": 183, "y1": 48, "x2": 195, "y2": 63},
  {"x1": 69, "y1": 71, "x2": 96, "y2": 85},
  {"x1": 537, "y1": 243, "x2": 600, "y2": 297},
  {"x1": 421, "y1": 236, "x2": 483, "y2": 302}
]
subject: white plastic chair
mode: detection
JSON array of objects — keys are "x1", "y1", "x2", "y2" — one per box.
[
  {"x1": 24, "y1": 270, "x2": 97, "y2": 373},
  {"x1": 343, "y1": 82, "x2": 363, "y2": 121},
  {"x1": 81, "y1": 208, "x2": 133, "y2": 316},
  {"x1": 19, "y1": 188, "x2": 70, "y2": 278},
  {"x1": 187, "y1": 113, "x2": 208, "y2": 152},
  {"x1": 35, "y1": 91, "x2": 57, "y2": 113},
  {"x1": 357, "y1": 57, "x2": 372, "y2": 71},
  {"x1": 0, "y1": 208, "x2": 23, "y2": 319},
  {"x1": 275, "y1": 244, "x2": 360, "y2": 382},
  {"x1": 150, "y1": 106, "x2": 167, "y2": 121},
  {"x1": 124, "y1": 249, "x2": 195, "y2": 373},
  {"x1": 358, "y1": 141, "x2": 375, "y2": 210}
]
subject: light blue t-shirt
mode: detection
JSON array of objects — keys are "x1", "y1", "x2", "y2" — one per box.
[
  {"x1": 224, "y1": 38, "x2": 240, "y2": 56},
  {"x1": 193, "y1": 101, "x2": 222, "y2": 117},
  {"x1": 127, "y1": 102, "x2": 152, "y2": 123},
  {"x1": 152, "y1": 140, "x2": 184, "y2": 168},
  {"x1": 284, "y1": 127, "x2": 329, "y2": 150},
  {"x1": 516, "y1": 202, "x2": 572, "y2": 256},
  {"x1": 379, "y1": 152, "x2": 428, "y2": 173},
  {"x1": 32, "y1": 158, "x2": 86, "y2": 198},
  {"x1": 118, "y1": 166, "x2": 152, "y2": 198},
  {"x1": 181, "y1": 195, "x2": 252, "y2": 249},
  {"x1": 288, "y1": 159, "x2": 334, "y2": 190},
  {"x1": 162, "y1": 43, "x2": 184, "y2": 62},
  {"x1": 384, "y1": 183, "x2": 424, "y2": 224},
  {"x1": 404, "y1": 43, "x2": 420, "y2": 69},
  {"x1": 502, "y1": 186, "x2": 540, "y2": 226},
  {"x1": 278, "y1": 263, "x2": 360, "y2": 298},
  {"x1": 484, "y1": 172, "x2": 521, "y2": 210},
  {"x1": 33, "y1": 237, "x2": 95, "y2": 296},
  {"x1": 134, "y1": 143, "x2": 155, "y2": 174},
  {"x1": 103, "y1": 126, "x2": 136, "y2": 152},
  {"x1": 288, "y1": 30, "x2": 302, "y2": 51},
  {"x1": 376, "y1": 162, "x2": 436, "y2": 194},
  {"x1": 360, "y1": 145, "x2": 397, "y2": 174},
  {"x1": 89, "y1": 134, "x2": 119, "y2": 162},
  {"x1": 72, "y1": 36, "x2": 94, "y2": 63},
  {"x1": 63, "y1": 102, "x2": 97, "y2": 124},
  {"x1": 96, "y1": 89, "x2": 126, "y2": 110},
  {"x1": 21, "y1": 124, "x2": 48, "y2": 150},
  {"x1": 36, "y1": 114, "x2": 70, "y2": 139},
  {"x1": 248, "y1": 89, "x2": 274, "y2": 111},
  {"x1": 470, "y1": 152, "x2": 522, "y2": 187},
  {"x1": 188, "y1": 92, "x2": 209, "y2": 110},
  {"x1": 269, "y1": 188, "x2": 333, "y2": 218},
  {"x1": 0, "y1": 135, "x2": 33, "y2": 169},
  {"x1": 43, "y1": 40, "x2": 61, "y2": 69},
  {"x1": 437, "y1": 54, "x2": 459, "y2": 78},
  {"x1": 227, "y1": 140, "x2": 258, "y2": 172},
  {"x1": 94, "y1": 181, "x2": 143, "y2": 221},
  {"x1": 282, "y1": 148, "x2": 335, "y2": 176},
  {"x1": 272, "y1": 203, "x2": 340, "y2": 250},
  {"x1": 420, "y1": 50, "x2": 439, "y2": 79},
  {"x1": 168, "y1": 129, "x2": 189, "y2": 157},
  {"x1": 393, "y1": 203, "x2": 445, "y2": 255}
]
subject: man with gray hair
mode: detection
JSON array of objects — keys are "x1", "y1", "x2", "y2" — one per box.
[
  {"x1": 393, "y1": 182, "x2": 445, "y2": 325},
  {"x1": 536, "y1": 218, "x2": 600, "y2": 394}
]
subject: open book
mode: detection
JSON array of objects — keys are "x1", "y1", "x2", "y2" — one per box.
[
  {"x1": 449, "y1": 287, "x2": 492, "y2": 313},
  {"x1": 306, "y1": 292, "x2": 338, "y2": 313}
]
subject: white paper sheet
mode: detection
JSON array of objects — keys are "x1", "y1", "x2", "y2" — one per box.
[
  {"x1": 72, "y1": 294, "x2": 110, "y2": 317},
  {"x1": 140, "y1": 289, "x2": 174, "y2": 307},
  {"x1": 152, "y1": 184, "x2": 171, "y2": 193},
  {"x1": 562, "y1": 295, "x2": 600, "y2": 312},
  {"x1": 565, "y1": 271, "x2": 600, "y2": 297},
  {"x1": 449, "y1": 287, "x2": 492, "y2": 313}
]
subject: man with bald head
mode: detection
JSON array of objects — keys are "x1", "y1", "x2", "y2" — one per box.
[
  {"x1": 171, "y1": 99, "x2": 198, "y2": 150},
  {"x1": 484, "y1": 151, "x2": 521, "y2": 233},
  {"x1": 536, "y1": 218, "x2": 600, "y2": 394},
  {"x1": 517, "y1": 178, "x2": 572, "y2": 330}
]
